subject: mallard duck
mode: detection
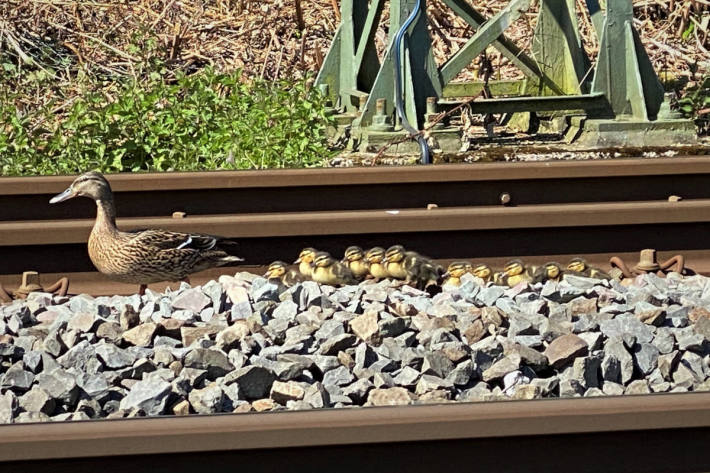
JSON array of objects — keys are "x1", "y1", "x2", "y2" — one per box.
[
  {"x1": 311, "y1": 252, "x2": 357, "y2": 286},
  {"x1": 49, "y1": 171, "x2": 243, "y2": 294},
  {"x1": 566, "y1": 257, "x2": 611, "y2": 280},
  {"x1": 494, "y1": 259, "x2": 534, "y2": 287},
  {"x1": 442, "y1": 261, "x2": 473, "y2": 287},
  {"x1": 342, "y1": 246, "x2": 370, "y2": 280},
  {"x1": 383, "y1": 245, "x2": 443, "y2": 289},
  {"x1": 532, "y1": 262, "x2": 563, "y2": 284},
  {"x1": 264, "y1": 260, "x2": 304, "y2": 286},
  {"x1": 365, "y1": 247, "x2": 388, "y2": 280},
  {"x1": 294, "y1": 247, "x2": 318, "y2": 278},
  {"x1": 472, "y1": 263, "x2": 493, "y2": 283}
]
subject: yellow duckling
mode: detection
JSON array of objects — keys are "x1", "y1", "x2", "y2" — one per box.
[
  {"x1": 495, "y1": 259, "x2": 534, "y2": 287},
  {"x1": 566, "y1": 257, "x2": 611, "y2": 280},
  {"x1": 471, "y1": 263, "x2": 493, "y2": 283},
  {"x1": 384, "y1": 245, "x2": 443, "y2": 289},
  {"x1": 311, "y1": 252, "x2": 358, "y2": 286},
  {"x1": 442, "y1": 261, "x2": 473, "y2": 287},
  {"x1": 383, "y1": 245, "x2": 411, "y2": 280},
  {"x1": 365, "y1": 247, "x2": 388, "y2": 280},
  {"x1": 342, "y1": 246, "x2": 370, "y2": 280},
  {"x1": 294, "y1": 247, "x2": 317, "y2": 279},
  {"x1": 264, "y1": 260, "x2": 304, "y2": 287},
  {"x1": 532, "y1": 262, "x2": 563, "y2": 284}
]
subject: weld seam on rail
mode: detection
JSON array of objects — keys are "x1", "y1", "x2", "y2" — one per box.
[
  {"x1": 0, "y1": 200, "x2": 707, "y2": 246},
  {"x1": 1, "y1": 393, "x2": 710, "y2": 462},
  {"x1": 3, "y1": 156, "x2": 710, "y2": 195}
]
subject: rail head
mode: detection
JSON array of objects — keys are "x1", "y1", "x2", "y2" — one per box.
[
  {"x1": 1, "y1": 392, "x2": 710, "y2": 462},
  {"x1": 3, "y1": 156, "x2": 710, "y2": 195}
]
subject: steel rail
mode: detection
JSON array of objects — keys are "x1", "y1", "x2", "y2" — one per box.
[
  {"x1": 2, "y1": 393, "x2": 710, "y2": 472},
  {"x1": 1, "y1": 199, "x2": 708, "y2": 246},
  {"x1": 2, "y1": 156, "x2": 710, "y2": 195}
]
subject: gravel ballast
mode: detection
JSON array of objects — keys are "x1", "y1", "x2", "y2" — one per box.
[{"x1": 2, "y1": 271, "x2": 710, "y2": 422}]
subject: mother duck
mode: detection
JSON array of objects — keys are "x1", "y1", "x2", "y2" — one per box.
[{"x1": 50, "y1": 171, "x2": 243, "y2": 294}]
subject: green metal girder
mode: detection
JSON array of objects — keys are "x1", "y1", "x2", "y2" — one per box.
[
  {"x1": 442, "y1": 80, "x2": 526, "y2": 97},
  {"x1": 440, "y1": 0, "x2": 542, "y2": 80},
  {"x1": 591, "y1": 0, "x2": 664, "y2": 119},
  {"x1": 315, "y1": 0, "x2": 694, "y2": 154},
  {"x1": 440, "y1": 0, "x2": 531, "y2": 84},
  {"x1": 440, "y1": 92, "x2": 608, "y2": 114},
  {"x1": 529, "y1": 0, "x2": 590, "y2": 96}
]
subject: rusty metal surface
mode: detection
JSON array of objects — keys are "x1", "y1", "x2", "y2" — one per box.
[
  {"x1": 2, "y1": 393, "x2": 710, "y2": 472},
  {"x1": 2, "y1": 199, "x2": 709, "y2": 246},
  {"x1": 1, "y1": 393, "x2": 709, "y2": 458},
  {"x1": 3, "y1": 157, "x2": 710, "y2": 222}
]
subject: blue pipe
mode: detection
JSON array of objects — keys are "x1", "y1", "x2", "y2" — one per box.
[{"x1": 392, "y1": 0, "x2": 431, "y2": 164}]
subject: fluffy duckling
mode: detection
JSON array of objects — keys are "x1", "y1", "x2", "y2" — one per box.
[
  {"x1": 383, "y1": 245, "x2": 411, "y2": 280},
  {"x1": 342, "y1": 246, "x2": 370, "y2": 280},
  {"x1": 566, "y1": 257, "x2": 611, "y2": 280},
  {"x1": 311, "y1": 251, "x2": 358, "y2": 286},
  {"x1": 264, "y1": 260, "x2": 304, "y2": 287},
  {"x1": 472, "y1": 263, "x2": 493, "y2": 283},
  {"x1": 384, "y1": 245, "x2": 443, "y2": 289},
  {"x1": 442, "y1": 261, "x2": 473, "y2": 287},
  {"x1": 532, "y1": 262, "x2": 563, "y2": 284},
  {"x1": 294, "y1": 247, "x2": 318, "y2": 279},
  {"x1": 495, "y1": 259, "x2": 534, "y2": 287},
  {"x1": 49, "y1": 171, "x2": 243, "y2": 295},
  {"x1": 365, "y1": 247, "x2": 389, "y2": 280}
]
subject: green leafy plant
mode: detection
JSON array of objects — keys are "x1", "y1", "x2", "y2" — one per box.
[
  {"x1": 678, "y1": 75, "x2": 710, "y2": 135},
  {"x1": 0, "y1": 62, "x2": 336, "y2": 176}
]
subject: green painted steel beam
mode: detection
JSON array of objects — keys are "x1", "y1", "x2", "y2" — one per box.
[
  {"x1": 440, "y1": 0, "x2": 541, "y2": 80},
  {"x1": 442, "y1": 80, "x2": 526, "y2": 97},
  {"x1": 439, "y1": 92, "x2": 609, "y2": 114},
  {"x1": 440, "y1": 0, "x2": 531, "y2": 84}
]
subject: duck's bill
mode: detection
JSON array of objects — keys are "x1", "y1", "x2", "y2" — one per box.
[
  {"x1": 442, "y1": 272, "x2": 450, "y2": 278},
  {"x1": 294, "y1": 257, "x2": 302, "y2": 264},
  {"x1": 49, "y1": 187, "x2": 76, "y2": 203}
]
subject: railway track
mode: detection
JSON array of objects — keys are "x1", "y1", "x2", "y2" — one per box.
[
  {"x1": 4, "y1": 157, "x2": 710, "y2": 471},
  {"x1": 1, "y1": 393, "x2": 710, "y2": 472},
  {"x1": 2, "y1": 156, "x2": 710, "y2": 294}
]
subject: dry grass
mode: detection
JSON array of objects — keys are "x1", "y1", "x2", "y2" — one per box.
[{"x1": 1, "y1": 0, "x2": 709, "y2": 105}]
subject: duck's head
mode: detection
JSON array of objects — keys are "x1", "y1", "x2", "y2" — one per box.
[
  {"x1": 383, "y1": 245, "x2": 406, "y2": 263},
  {"x1": 264, "y1": 261, "x2": 288, "y2": 279},
  {"x1": 50, "y1": 171, "x2": 112, "y2": 204},
  {"x1": 567, "y1": 257, "x2": 587, "y2": 273},
  {"x1": 313, "y1": 251, "x2": 335, "y2": 268},
  {"x1": 472, "y1": 263, "x2": 492, "y2": 280},
  {"x1": 504, "y1": 259, "x2": 525, "y2": 276},
  {"x1": 295, "y1": 247, "x2": 317, "y2": 264},
  {"x1": 444, "y1": 261, "x2": 471, "y2": 279},
  {"x1": 543, "y1": 262, "x2": 562, "y2": 280},
  {"x1": 343, "y1": 246, "x2": 365, "y2": 262},
  {"x1": 365, "y1": 247, "x2": 385, "y2": 264}
]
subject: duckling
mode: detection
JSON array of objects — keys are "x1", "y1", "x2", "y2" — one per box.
[
  {"x1": 342, "y1": 246, "x2": 370, "y2": 280},
  {"x1": 566, "y1": 257, "x2": 611, "y2": 280},
  {"x1": 442, "y1": 261, "x2": 473, "y2": 287},
  {"x1": 383, "y1": 245, "x2": 411, "y2": 280},
  {"x1": 365, "y1": 247, "x2": 388, "y2": 280},
  {"x1": 49, "y1": 171, "x2": 243, "y2": 295},
  {"x1": 495, "y1": 259, "x2": 534, "y2": 287},
  {"x1": 294, "y1": 247, "x2": 318, "y2": 279},
  {"x1": 384, "y1": 245, "x2": 443, "y2": 289},
  {"x1": 471, "y1": 263, "x2": 493, "y2": 283},
  {"x1": 264, "y1": 261, "x2": 304, "y2": 287},
  {"x1": 532, "y1": 261, "x2": 563, "y2": 284},
  {"x1": 311, "y1": 251, "x2": 358, "y2": 286}
]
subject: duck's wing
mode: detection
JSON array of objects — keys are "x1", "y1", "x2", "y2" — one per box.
[{"x1": 123, "y1": 229, "x2": 221, "y2": 251}]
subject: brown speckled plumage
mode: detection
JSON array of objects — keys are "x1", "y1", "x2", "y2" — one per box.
[{"x1": 52, "y1": 172, "x2": 243, "y2": 286}]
